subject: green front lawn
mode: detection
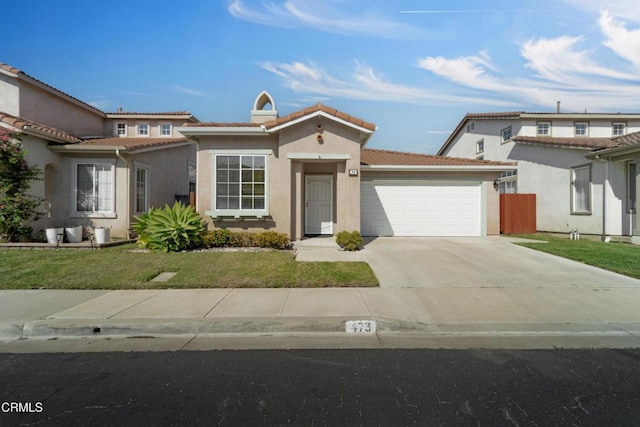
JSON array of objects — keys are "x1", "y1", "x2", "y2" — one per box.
[
  {"x1": 512, "y1": 234, "x2": 640, "y2": 279},
  {"x1": 0, "y1": 245, "x2": 378, "y2": 289}
]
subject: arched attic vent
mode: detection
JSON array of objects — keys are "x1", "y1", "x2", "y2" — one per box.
[{"x1": 250, "y1": 91, "x2": 278, "y2": 123}]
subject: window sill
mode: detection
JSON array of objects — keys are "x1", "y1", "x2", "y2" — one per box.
[
  {"x1": 570, "y1": 211, "x2": 592, "y2": 216},
  {"x1": 71, "y1": 212, "x2": 117, "y2": 219},
  {"x1": 205, "y1": 210, "x2": 269, "y2": 219}
]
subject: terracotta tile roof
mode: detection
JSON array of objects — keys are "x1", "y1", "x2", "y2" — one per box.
[
  {"x1": 465, "y1": 111, "x2": 524, "y2": 120},
  {"x1": 611, "y1": 130, "x2": 640, "y2": 147},
  {"x1": 512, "y1": 135, "x2": 616, "y2": 149},
  {"x1": 183, "y1": 103, "x2": 376, "y2": 132},
  {"x1": 0, "y1": 62, "x2": 106, "y2": 117},
  {"x1": 106, "y1": 111, "x2": 192, "y2": 116},
  {"x1": 77, "y1": 137, "x2": 189, "y2": 151},
  {"x1": 183, "y1": 122, "x2": 261, "y2": 128},
  {"x1": 265, "y1": 104, "x2": 376, "y2": 132},
  {"x1": 360, "y1": 148, "x2": 516, "y2": 167},
  {"x1": 0, "y1": 111, "x2": 82, "y2": 143}
]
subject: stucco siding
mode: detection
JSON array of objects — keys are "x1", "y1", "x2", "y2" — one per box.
[
  {"x1": 19, "y1": 81, "x2": 105, "y2": 137},
  {"x1": 0, "y1": 73, "x2": 20, "y2": 116}
]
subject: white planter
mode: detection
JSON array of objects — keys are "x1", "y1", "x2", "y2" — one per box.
[
  {"x1": 65, "y1": 226, "x2": 83, "y2": 243},
  {"x1": 45, "y1": 228, "x2": 63, "y2": 244},
  {"x1": 94, "y1": 228, "x2": 110, "y2": 244}
]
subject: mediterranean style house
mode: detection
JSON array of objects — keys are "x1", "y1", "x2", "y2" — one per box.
[
  {"x1": 177, "y1": 91, "x2": 516, "y2": 240},
  {"x1": 1, "y1": 61, "x2": 518, "y2": 241},
  {"x1": 0, "y1": 63, "x2": 198, "y2": 239},
  {"x1": 437, "y1": 111, "x2": 640, "y2": 242}
]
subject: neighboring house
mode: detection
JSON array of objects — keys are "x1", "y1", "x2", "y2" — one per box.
[
  {"x1": 177, "y1": 91, "x2": 516, "y2": 240},
  {"x1": 0, "y1": 63, "x2": 198, "y2": 239},
  {"x1": 437, "y1": 111, "x2": 640, "y2": 240}
]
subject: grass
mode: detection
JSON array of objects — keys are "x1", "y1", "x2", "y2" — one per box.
[
  {"x1": 511, "y1": 233, "x2": 640, "y2": 279},
  {"x1": 0, "y1": 244, "x2": 378, "y2": 289}
]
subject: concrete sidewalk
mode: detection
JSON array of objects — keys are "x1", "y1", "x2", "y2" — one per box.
[{"x1": 2, "y1": 285, "x2": 640, "y2": 351}]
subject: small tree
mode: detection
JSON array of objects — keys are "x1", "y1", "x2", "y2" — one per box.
[{"x1": 0, "y1": 130, "x2": 43, "y2": 242}]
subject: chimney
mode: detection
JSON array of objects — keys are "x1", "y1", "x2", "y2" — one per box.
[
  {"x1": 556, "y1": 101, "x2": 561, "y2": 113},
  {"x1": 118, "y1": 107, "x2": 123, "y2": 113}
]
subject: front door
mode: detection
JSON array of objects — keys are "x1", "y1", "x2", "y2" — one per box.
[{"x1": 305, "y1": 175, "x2": 333, "y2": 235}]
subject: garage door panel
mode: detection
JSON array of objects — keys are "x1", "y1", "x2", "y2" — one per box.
[{"x1": 361, "y1": 181, "x2": 481, "y2": 237}]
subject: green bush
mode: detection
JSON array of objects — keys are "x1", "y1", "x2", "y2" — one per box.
[
  {"x1": 133, "y1": 202, "x2": 205, "y2": 252},
  {"x1": 255, "y1": 231, "x2": 290, "y2": 249},
  {"x1": 201, "y1": 229, "x2": 231, "y2": 248},
  {"x1": 200, "y1": 229, "x2": 290, "y2": 250},
  {"x1": 336, "y1": 231, "x2": 363, "y2": 251}
]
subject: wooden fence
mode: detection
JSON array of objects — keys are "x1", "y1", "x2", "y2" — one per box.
[{"x1": 500, "y1": 193, "x2": 536, "y2": 234}]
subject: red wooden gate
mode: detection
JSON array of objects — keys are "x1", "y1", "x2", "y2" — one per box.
[{"x1": 500, "y1": 194, "x2": 536, "y2": 234}]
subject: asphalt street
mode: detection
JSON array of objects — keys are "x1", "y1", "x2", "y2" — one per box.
[{"x1": 1, "y1": 348, "x2": 639, "y2": 426}]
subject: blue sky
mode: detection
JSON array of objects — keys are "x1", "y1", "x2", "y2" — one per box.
[{"x1": 3, "y1": 0, "x2": 639, "y2": 153}]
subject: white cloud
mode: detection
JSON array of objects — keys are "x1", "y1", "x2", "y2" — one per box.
[
  {"x1": 86, "y1": 96, "x2": 118, "y2": 112},
  {"x1": 599, "y1": 11, "x2": 640, "y2": 67},
  {"x1": 227, "y1": 0, "x2": 425, "y2": 38},
  {"x1": 561, "y1": 0, "x2": 640, "y2": 20},
  {"x1": 260, "y1": 60, "x2": 517, "y2": 107},
  {"x1": 174, "y1": 85, "x2": 209, "y2": 98}
]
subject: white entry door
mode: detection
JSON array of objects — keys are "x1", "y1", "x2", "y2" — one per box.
[{"x1": 305, "y1": 175, "x2": 333, "y2": 235}]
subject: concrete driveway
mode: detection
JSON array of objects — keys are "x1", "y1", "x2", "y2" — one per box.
[{"x1": 362, "y1": 237, "x2": 640, "y2": 288}]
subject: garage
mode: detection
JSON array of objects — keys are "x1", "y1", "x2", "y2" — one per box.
[{"x1": 360, "y1": 179, "x2": 482, "y2": 237}]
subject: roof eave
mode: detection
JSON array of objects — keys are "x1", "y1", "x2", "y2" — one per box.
[
  {"x1": 360, "y1": 164, "x2": 517, "y2": 172},
  {"x1": 267, "y1": 110, "x2": 376, "y2": 134},
  {"x1": 586, "y1": 143, "x2": 640, "y2": 159},
  {"x1": 23, "y1": 126, "x2": 80, "y2": 145},
  {"x1": 49, "y1": 145, "x2": 125, "y2": 153},
  {"x1": 175, "y1": 126, "x2": 268, "y2": 136}
]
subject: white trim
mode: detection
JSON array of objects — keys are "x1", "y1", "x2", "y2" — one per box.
[
  {"x1": 71, "y1": 158, "x2": 117, "y2": 218},
  {"x1": 570, "y1": 164, "x2": 592, "y2": 215},
  {"x1": 115, "y1": 122, "x2": 127, "y2": 137},
  {"x1": 360, "y1": 164, "x2": 517, "y2": 172},
  {"x1": 287, "y1": 153, "x2": 351, "y2": 160},
  {"x1": 160, "y1": 122, "x2": 172, "y2": 136},
  {"x1": 268, "y1": 110, "x2": 375, "y2": 134},
  {"x1": 134, "y1": 161, "x2": 150, "y2": 214},
  {"x1": 209, "y1": 152, "x2": 270, "y2": 218}
]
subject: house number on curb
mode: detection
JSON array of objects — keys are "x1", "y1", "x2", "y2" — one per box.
[{"x1": 346, "y1": 320, "x2": 376, "y2": 334}]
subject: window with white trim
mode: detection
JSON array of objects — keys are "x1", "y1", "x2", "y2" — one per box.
[
  {"x1": 613, "y1": 122, "x2": 626, "y2": 136},
  {"x1": 116, "y1": 123, "x2": 126, "y2": 137},
  {"x1": 629, "y1": 162, "x2": 637, "y2": 213},
  {"x1": 476, "y1": 139, "x2": 484, "y2": 154},
  {"x1": 571, "y1": 165, "x2": 591, "y2": 214},
  {"x1": 214, "y1": 154, "x2": 267, "y2": 215},
  {"x1": 501, "y1": 126, "x2": 512, "y2": 142},
  {"x1": 135, "y1": 166, "x2": 149, "y2": 213},
  {"x1": 574, "y1": 122, "x2": 588, "y2": 136},
  {"x1": 74, "y1": 161, "x2": 115, "y2": 214},
  {"x1": 137, "y1": 123, "x2": 149, "y2": 136},
  {"x1": 160, "y1": 123, "x2": 172, "y2": 136},
  {"x1": 499, "y1": 170, "x2": 517, "y2": 194},
  {"x1": 537, "y1": 122, "x2": 551, "y2": 135}
]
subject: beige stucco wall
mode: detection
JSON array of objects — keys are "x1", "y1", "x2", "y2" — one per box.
[
  {"x1": 19, "y1": 81, "x2": 105, "y2": 137},
  {"x1": 361, "y1": 170, "x2": 503, "y2": 236},
  {"x1": 0, "y1": 73, "x2": 20, "y2": 117},
  {"x1": 195, "y1": 119, "x2": 364, "y2": 239}
]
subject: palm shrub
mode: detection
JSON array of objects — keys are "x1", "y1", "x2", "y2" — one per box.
[{"x1": 134, "y1": 202, "x2": 205, "y2": 252}]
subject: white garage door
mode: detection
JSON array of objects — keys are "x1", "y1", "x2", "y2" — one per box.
[{"x1": 360, "y1": 180, "x2": 482, "y2": 237}]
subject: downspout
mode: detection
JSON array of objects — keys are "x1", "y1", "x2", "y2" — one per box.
[{"x1": 116, "y1": 149, "x2": 132, "y2": 235}]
